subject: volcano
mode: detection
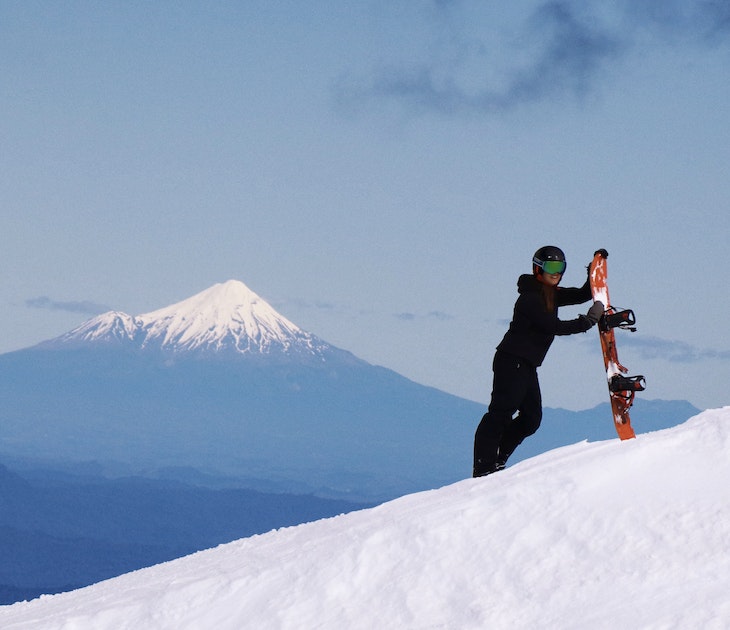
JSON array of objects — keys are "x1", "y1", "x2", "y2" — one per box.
[
  {"x1": 43, "y1": 280, "x2": 334, "y2": 359},
  {"x1": 0, "y1": 281, "x2": 480, "y2": 500}
]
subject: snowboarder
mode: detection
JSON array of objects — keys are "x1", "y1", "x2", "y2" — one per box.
[{"x1": 473, "y1": 246, "x2": 605, "y2": 477}]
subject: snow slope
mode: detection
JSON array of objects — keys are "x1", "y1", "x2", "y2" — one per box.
[{"x1": 2, "y1": 408, "x2": 729, "y2": 629}]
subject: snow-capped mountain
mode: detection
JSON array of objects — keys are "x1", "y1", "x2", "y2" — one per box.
[
  {"x1": 4, "y1": 277, "x2": 480, "y2": 501},
  {"x1": 46, "y1": 280, "x2": 332, "y2": 358}
]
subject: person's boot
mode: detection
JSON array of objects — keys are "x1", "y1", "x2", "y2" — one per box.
[
  {"x1": 472, "y1": 459, "x2": 498, "y2": 477},
  {"x1": 495, "y1": 447, "x2": 509, "y2": 472}
]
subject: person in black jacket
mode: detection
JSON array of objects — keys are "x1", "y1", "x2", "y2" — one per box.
[{"x1": 472, "y1": 246, "x2": 605, "y2": 477}]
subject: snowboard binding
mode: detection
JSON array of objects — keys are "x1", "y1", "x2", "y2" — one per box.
[
  {"x1": 609, "y1": 374, "x2": 646, "y2": 393},
  {"x1": 599, "y1": 307, "x2": 637, "y2": 333}
]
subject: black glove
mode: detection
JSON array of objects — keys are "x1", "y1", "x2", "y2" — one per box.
[{"x1": 585, "y1": 300, "x2": 604, "y2": 324}]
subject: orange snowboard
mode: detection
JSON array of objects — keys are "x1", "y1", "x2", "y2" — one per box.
[{"x1": 589, "y1": 251, "x2": 645, "y2": 440}]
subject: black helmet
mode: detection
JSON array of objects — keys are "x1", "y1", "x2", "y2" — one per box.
[{"x1": 533, "y1": 245, "x2": 566, "y2": 275}]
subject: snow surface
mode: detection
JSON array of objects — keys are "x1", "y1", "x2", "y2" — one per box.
[
  {"x1": 2, "y1": 408, "x2": 729, "y2": 629},
  {"x1": 47, "y1": 280, "x2": 330, "y2": 356}
]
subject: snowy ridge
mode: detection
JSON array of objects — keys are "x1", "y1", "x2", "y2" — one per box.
[
  {"x1": 2, "y1": 408, "x2": 729, "y2": 629},
  {"x1": 43, "y1": 280, "x2": 331, "y2": 358},
  {"x1": 135, "y1": 280, "x2": 326, "y2": 355},
  {"x1": 53, "y1": 311, "x2": 139, "y2": 346}
]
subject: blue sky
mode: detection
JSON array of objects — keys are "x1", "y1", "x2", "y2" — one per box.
[{"x1": 2, "y1": 1, "x2": 729, "y2": 412}]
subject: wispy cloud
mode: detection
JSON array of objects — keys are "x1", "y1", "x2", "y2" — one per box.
[
  {"x1": 278, "y1": 297, "x2": 455, "y2": 323},
  {"x1": 620, "y1": 334, "x2": 730, "y2": 363},
  {"x1": 395, "y1": 312, "x2": 417, "y2": 322},
  {"x1": 275, "y1": 297, "x2": 337, "y2": 312},
  {"x1": 335, "y1": 0, "x2": 730, "y2": 117},
  {"x1": 703, "y1": 1, "x2": 730, "y2": 39},
  {"x1": 622, "y1": 0, "x2": 730, "y2": 43},
  {"x1": 512, "y1": 2, "x2": 622, "y2": 103},
  {"x1": 335, "y1": 1, "x2": 622, "y2": 116},
  {"x1": 26, "y1": 296, "x2": 110, "y2": 315},
  {"x1": 395, "y1": 310, "x2": 455, "y2": 322}
]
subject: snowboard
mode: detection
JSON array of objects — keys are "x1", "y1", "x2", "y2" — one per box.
[{"x1": 589, "y1": 250, "x2": 645, "y2": 440}]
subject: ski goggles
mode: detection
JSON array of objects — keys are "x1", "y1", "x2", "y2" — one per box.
[{"x1": 535, "y1": 259, "x2": 566, "y2": 275}]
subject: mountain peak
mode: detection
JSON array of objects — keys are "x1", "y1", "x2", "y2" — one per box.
[
  {"x1": 44, "y1": 280, "x2": 332, "y2": 359},
  {"x1": 137, "y1": 279, "x2": 321, "y2": 355},
  {"x1": 52, "y1": 311, "x2": 139, "y2": 347}
]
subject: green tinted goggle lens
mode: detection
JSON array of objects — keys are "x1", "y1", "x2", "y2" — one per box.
[{"x1": 541, "y1": 260, "x2": 566, "y2": 274}]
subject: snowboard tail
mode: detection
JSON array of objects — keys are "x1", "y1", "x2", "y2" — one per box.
[{"x1": 589, "y1": 251, "x2": 645, "y2": 440}]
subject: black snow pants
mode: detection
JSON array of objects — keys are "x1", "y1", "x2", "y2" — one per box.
[{"x1": 473, "y1": 350, "x2": 542, "y2": 476}]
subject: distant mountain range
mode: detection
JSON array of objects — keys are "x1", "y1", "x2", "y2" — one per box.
[
  {"x1": 0, "y1": 279, "x2": 699, "y2": 501},
  {"x1": 0, "y1": 280, "x2": 482, "y2": 501}
]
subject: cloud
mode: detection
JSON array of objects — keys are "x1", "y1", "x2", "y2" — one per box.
[
  {"x1": 395, "y1": 310, "x2": 455, "y2": 322},
  {"x1": 395, "y1": 312, "x2": 417, "y2": 322},
  {"x1": 504, "y1": 1, "x2": 622, "y2": 106},
  {"x1": 703, "y1": 1, "x2": 730, "y2": 38},
  {"x1": 619, "y1": 334, "x2": 730, "y2": 363},
  {"x1": 336, "y1": 0, "x2": 730, "y2": 117},
  {"x1": 335, "y1": 1, "x2": 623, "y2": 116},
  {"x1": 622, "y1": 0, "x2": 730, "y2": 43},
  {"x1": 276, "y1": 298, "x2": 337, "y2": 312},
  {"x1": 26, "y1": 296, "x2": 110, "y2": 315}
]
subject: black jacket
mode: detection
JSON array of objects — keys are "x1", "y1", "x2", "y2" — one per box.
[{"x1": 496, "y1": 274, "x2": 593, "y2": 367}]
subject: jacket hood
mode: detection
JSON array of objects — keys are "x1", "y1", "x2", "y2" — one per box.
[{"x1": 517, "y1": 274, "x2": 543, "y2": 294}]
